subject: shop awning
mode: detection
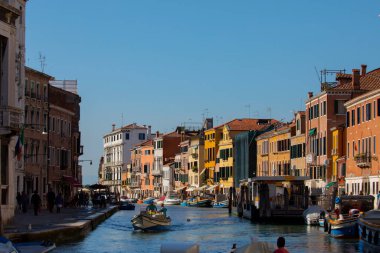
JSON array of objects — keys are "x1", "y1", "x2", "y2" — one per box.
[
  {"x1": 308, "y1": 128, "x2": 317, "y2": 136},
  {"x1": 325, "y1": 181, "x2": 336, "y2": 189},
  {"x1": 63, "y1": 175, "x2": 82, "y2": 187},
  {"x1": 207, "y1": 185, "x2": 218, "y2": 191}
]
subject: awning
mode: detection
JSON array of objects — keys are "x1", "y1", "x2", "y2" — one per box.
[
  {"x1": 207, "y1": 185, "x2": 218, "y2": 191},
  {"x1": 63, "y1": 175, "x2": 82, "y2": 187},
  {"x1": 195, "y1": 185, "x2": 208, "y2": 191},
  {"x1": 325, "y1": 181, "x2": 336, "y2": 189},
  {"x1": 308, "y1": 128, "x2": 317, "y2": 136},
  {"x1": 175, "y1": 186, "x2": 187, "y2": 191}
]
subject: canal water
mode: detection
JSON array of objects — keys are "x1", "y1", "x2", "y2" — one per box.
[{"x1": 57, "y1": 205, "x2": 363, "y2": 253}]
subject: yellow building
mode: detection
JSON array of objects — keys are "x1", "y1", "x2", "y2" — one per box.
[
  {"x1": 331, "y1": 126, "x2": 346, "y2": 184},
  {"x1": 215, "y1": 119, "x2": 277, "y2": 192},
  {"x1": 204, "y1": 126, "x2": 223, "y2": 184},
  {"x1": 290, "y1": 112, "x2": 306, "y2": 177},
  {"x1": 256, "y1": 124, "x2": 292, "y2": 177}
]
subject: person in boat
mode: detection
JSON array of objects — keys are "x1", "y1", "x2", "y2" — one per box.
[
  {"x1": 274, "y1": 237, "x2": 289, "y2": 253},
  {"x1": 146, "y1": 201, "x2": 157, "y2": 213},
  {"x1": 158, "y1": 203, "x2": 167, "y2": 217}
]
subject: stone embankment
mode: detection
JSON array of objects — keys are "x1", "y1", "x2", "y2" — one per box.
[{"x1": 4, "y1": 206, "x2": 118, "y2": 244}]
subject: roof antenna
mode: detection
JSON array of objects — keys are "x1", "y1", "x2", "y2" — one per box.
[
  {"x1": 121, "y1": 113, "x2": 124, "y2": 127},
  {"x1": 39, "y1": 52, "x2": 46, "y2": 73}
]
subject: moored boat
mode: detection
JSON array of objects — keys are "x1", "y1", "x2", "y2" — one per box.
[
  {"x1": 303, "y1": 205, "x2": 326, "y2": 226},
  {"x1": 357, "y1": 209, "x2": 380, "y2": 247},
  {"x1": 213, "y1": 200, "x2": 228, "y2": 208},
  {"x1": 164, "y1": 192, "x2": 181, "y2": 205},
  {"x1": 0, "y1": 236, "x2": 56, "y2": 253},
  {"x1": 119, "y1": 200, "x2": 135, "y2": 210},
  {"x1": 187, "y1": 198, "x2": 212, "y2": 208},
  {"x1": 143, "y1": 197, "x2": 155, "y2": 204},
  {"x1": 131, "y1": 211, "x2": 171, "y2": 231},
  {"x1": 326, "y1": 214, "x2": 359, "y2": 238}
]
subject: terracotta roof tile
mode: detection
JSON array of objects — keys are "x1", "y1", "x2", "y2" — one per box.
[
  {"x1": 333, "y1": 68, "x2": 380, "y2": 91},
  {"x1": 225, "y1": 118, "x2": 278, "y2": 131}
]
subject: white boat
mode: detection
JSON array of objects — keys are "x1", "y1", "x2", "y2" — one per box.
[
  {"x1": 303, "y1": 205, "x2": 326, "y2": 225},
  {"x1": 0, "y1": 237, "x2": 56, "y2": 253},
  {"x1": 164, "y1": 192, "x2": 181, "y2": 205},
  {"x1": 131, "y1": 211, "x2": 171, "y2": 231}
]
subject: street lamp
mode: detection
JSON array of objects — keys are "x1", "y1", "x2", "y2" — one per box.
[{"x1": 79, "y1": 159, "x2": 93, "y2": 165}]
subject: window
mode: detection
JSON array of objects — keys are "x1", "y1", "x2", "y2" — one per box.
[
  {"x1": 352, "y1": 141, "x2": 355, "y2": 156},
  {"x1": 139, "y1": 133, "x2": 146, "y2": 140},
  {"x1": 357, "y1": 107, "x2": 361, "y2": 124},
  {"x1": 374, "y1": 101, "x2": 376, "y2": 118},
  {"x1": 125, "y1": 133, "x2": 129, "y2": 140},
  {"x1": 366, "y1": 103, "x2": 372, "y2": 121},
  {"x1": 323, "y1": 101, "x2": 327, "y2": 115},
  {"x1": 378, "y1": 99, "x2": 380, "y2": 116},
  {"x1": 374, "y1": 136, "x2": 376, "y2": 154},
  {"x1": 351, "y1": 109, "x2": 355, "y2": 126},
  {"x1": 347, "y1": 143, "x2": 349, "y2": 158},
  {"x1": 346, "y1": 111, "x2": 350, "y2": 127},
  {"x1": 334, "y1": 100, "x2": 346, "y2": 115}
]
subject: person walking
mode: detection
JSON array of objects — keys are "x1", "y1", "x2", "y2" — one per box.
[
  {"x1": 274, "y1": 237, "x2": 289, "y2": 253},
  {"x1": 55, "y1": 192, "x2": 63, "y2": 213},
  {"x1": 16, "y1": 192, "x2": 22, "y2": 212},
  {"x1": 21, "y1": 191, "x2": 28, "y2": 213},
  {"x1": 31, "y1": 191, "x2": 41, "y2": 216},
  {"x1": 47, "y1": 188, "x2": 56, "y2": 213}
]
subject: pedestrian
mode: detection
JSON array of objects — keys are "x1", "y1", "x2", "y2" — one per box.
[
  {"x1": 55, "y1": 192, "x2": 63, "y2": 213},
  {"x1": 31, "y1": 191, "x2": 41, "y2": 216},
  {"x1": 47, "y1": 188, "x2": 55, "y2": 213},
  {"x1": 21, "y1": 191, "x2": 28, "y2": 213},
  {"x1": 274, "y1": 237, "x2": 289, "y2": 253},
  {"x1": 16, "y1": 192, "x2": 22, "y2": 212}
]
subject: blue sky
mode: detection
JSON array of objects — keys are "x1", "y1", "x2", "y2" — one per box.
[{"x1": 26, "y1": 1, "x2": 380, "y2": 184}]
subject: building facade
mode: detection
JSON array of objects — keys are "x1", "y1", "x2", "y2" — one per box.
[
  {"x1": 101, "y1": 123, "x2": 151, "y2": 196},
  {"x1": 23, "y1": 67, "x2": 51, "y2": 203},
  {"x1": 0, "y1": 0, "x2": 26, "y2": 224},
  {"x1": 290, "y1": 112, "x2": 306, "y2": 177},
  {"x1": 345, "y1": 88, "x2": 380, "y2": 202},
  {"x1": 188, "y1": 135, "x2": 205, "y2": 188}
]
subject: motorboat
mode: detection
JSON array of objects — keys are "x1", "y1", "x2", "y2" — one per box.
[
  {"x1": 357, "y1": 209, "x2": 380, "y2": 247},
  {"x1": 187, "y1": 198, "x2": 212, "y2": 208},
  {"x1": 143, "y1": 197, "x2": 155, "y2": 204},
  {"x1": 0, "y1": 236, "x2": 56, "y2": 253},
  {"x1": 302, "y1": 205, "x2": 326, "y2": 225},
  {"x1": 213, "y1": 200, "x2": 228, "y2": 208},
  {"x1": 131, "y1": 211, "x2": 171, "y2": 231},
  {"x1": 326, "y1": 212, "x2": 359, "y2": 238},
  {"x1": 164, "y1": 192, "x2": 181, "y2": 205},
  {"x1": 155, "y1": 195, "x2": 166, "y2": 205},
  {"x1": 119, "y1": 200, "x2": 135, "y2": 210}
]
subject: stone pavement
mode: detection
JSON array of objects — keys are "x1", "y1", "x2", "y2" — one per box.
[
  {"x1": 4, "y1": 206, "x2": 102, "y2": 234},
  {"x1": 3, "y1": 205, "x2": 119, "y2": 243}
]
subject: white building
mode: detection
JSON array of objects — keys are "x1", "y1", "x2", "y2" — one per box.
[
  {"x1": 0, "y1": 0, "x2": 26, "y2": 224},
  {"x1": 162, "y1": 163, "x2": 174, "y2": 194},
  {"x1": 101, "y1": 123, "x2": 151, "y2": 195}
]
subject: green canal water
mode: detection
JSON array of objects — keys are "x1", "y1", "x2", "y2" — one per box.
[{"x1": 57, "y1": 205, "x2": 365, "y2": 253}]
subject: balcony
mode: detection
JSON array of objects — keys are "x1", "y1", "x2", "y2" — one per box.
[
  {"x1": 101, "y1": 180, "x2": 121, "y2": 186},
  {"x1": 130, "y1": 182, "x2": 141, "y2": 188},
  {"x1": 152, "y1": 169, "x2": 162, "y2": 176},
  {"x1": 354, "y1": 153, "x2": 372, "y2": 168},
  {"x1": 132, "y1": 166, "x2": 141, "y2": 173},
  {"x1": 0, "y1": 106, "x2": 22, "y2": 134}
]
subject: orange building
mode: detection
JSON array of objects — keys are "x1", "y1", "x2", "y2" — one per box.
[
  {"x1": 345, "y1": 88, "x2": 380, "y2": 202},
  {"x1": 140, "y1": 140, "x2": 155, "y2": 197},
  {"x1": 305, "y1": 65, "x2": 380, "y2": 195}
]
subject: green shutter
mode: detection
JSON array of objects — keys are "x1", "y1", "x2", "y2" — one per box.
[{"x1": 308, "y1": 128, "x2": 317, "y2": 136}]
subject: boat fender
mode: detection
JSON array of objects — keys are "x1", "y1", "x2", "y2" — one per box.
[
  {"x1": 374, "y1": 232, "x2": 379, "y2": 245},
  {"x1": 324, "y1": 220, "x2": 328, "y2": 232},
  {"x1": 368, "y1": 231, "x2": 372, "y2": 244},
  {"x1": 328, "y1": 224, "x2": 331, "y2": 234}
]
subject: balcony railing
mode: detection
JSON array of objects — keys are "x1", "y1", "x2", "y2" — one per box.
[
  {"x1": 101, "y1": 180, "x2": 121, "y2": 186},
  {"x1": 354, "y1": 153, "x2": 372, "y2": 168},
  {"x1": 153, "y1": 182, "x2": 161, "y2": 187},
  {"x1": 132, "y1": 166, "x2": 141, "y2": 173},
  {"x1": 130, "y1": 182, "x2": 141, "y2": 188}
]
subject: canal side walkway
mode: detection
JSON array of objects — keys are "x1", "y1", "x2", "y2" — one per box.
[{"x1": 4, "y1": 205, "x2": 119, "y2": 244}]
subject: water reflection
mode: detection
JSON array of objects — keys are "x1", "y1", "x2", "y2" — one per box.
[{"x1": 57, "y1": 205, "x2": 363, "y2": 253}]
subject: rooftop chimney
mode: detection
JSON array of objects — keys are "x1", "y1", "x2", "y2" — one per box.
[
  {"x1": 352, "y1": 69, "x2": 360, "y2": 90},
  {"x1": 112, "y1": 124, "x2": 115, "y2": 131},
  {"x1": 156, "y1": 131, "x2": 159, "y2": 138},
  {"x1": 361, "y1": 64, "x2": 367, "y2": 76},
  {"x1": 148, "y1": 126, "x2": 152, "y2": 139},
  {"x1": 308, "y1": 92, "x2": 313, "y2": 99}
]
